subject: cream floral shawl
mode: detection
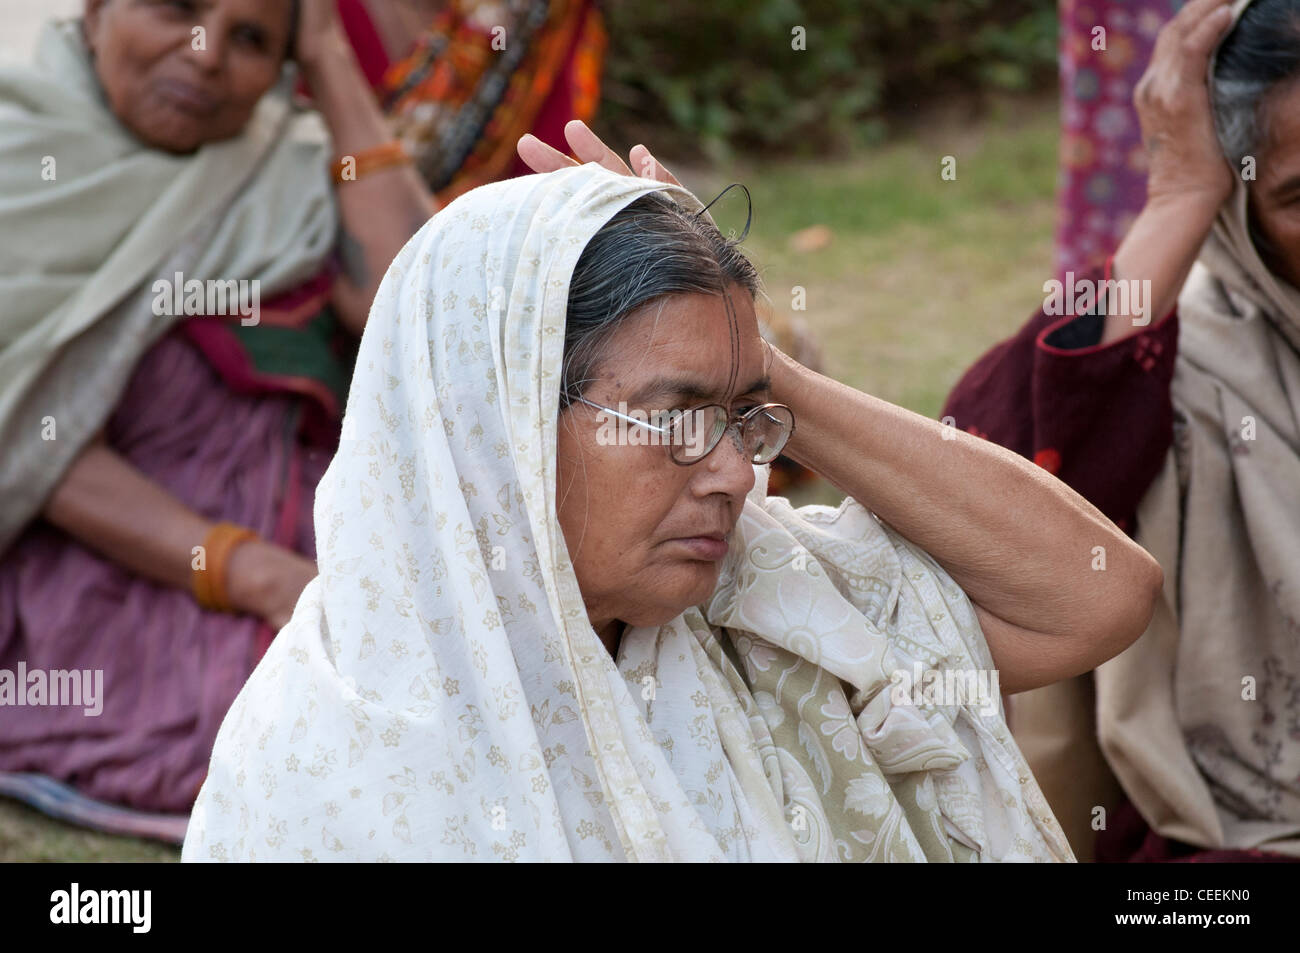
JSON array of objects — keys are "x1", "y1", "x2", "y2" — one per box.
[{"x1": 183, "y1": 163, "x2": 1071, "y2": 862}]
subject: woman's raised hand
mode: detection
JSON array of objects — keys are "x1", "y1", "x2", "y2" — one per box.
[
  {"x1": 1106, "y1": 0, "x2": 1239, "y2": 342},
  {"x1": 291, "y1": 0, "x2": 347, "y2": 67},
  {"x1": 517, "y1": 120, "x2": 682, "y2": 186},
  {"x1": 1133, "y1": 0, "x2": 1237, "y2": 208}
]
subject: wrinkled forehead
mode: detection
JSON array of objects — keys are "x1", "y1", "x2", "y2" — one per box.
[{"x1": 590, "y1": 287, "x2": 768, "y2": 406}]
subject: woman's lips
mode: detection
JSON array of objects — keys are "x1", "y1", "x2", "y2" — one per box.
[
  {"x1": 154, "y1": 78, "x2": 219, "y2": 117},
  {"x1": 670, "y1": 535, "x2": 730, "y2": 561}
]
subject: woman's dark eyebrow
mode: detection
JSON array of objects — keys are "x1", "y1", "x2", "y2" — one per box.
[{"x1": 627, "y1": 376, "x2": 718, "y2": 406}]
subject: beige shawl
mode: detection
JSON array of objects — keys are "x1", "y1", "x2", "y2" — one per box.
[
  {"x1": 1015, "y1": 0, "x2": 1300, "y2": 858},
  {"x1": 0, "y1": 19, "x2": 336, "y2": 554}
]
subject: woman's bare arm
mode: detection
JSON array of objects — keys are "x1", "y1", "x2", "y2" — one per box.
[
  {"x1": 1103, "y1": 0, "x2": 1235, "y2": 342},
  {"x1": 768, "y1": 349, "x2": 1163, "y2": 694},
  {"x1": 295, "y1": 0, "x2": 437, "y2": 336},
  {"x1": 41, "y1": 434, "x2": 316, "y2": 630}
]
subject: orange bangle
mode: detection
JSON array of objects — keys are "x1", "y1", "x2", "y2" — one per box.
[
  {"x1": 332, "y1": 141, "x2": 410, "y2": 183},
  {"x1": 193, "y1": 522, "x2": 260, "y2": 613}
]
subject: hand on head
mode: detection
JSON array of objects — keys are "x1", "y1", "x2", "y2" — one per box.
[
  {"x1": 290, "y1": 0, "x2": 346, "y2": 68},
  {"x1": 517, "y1": 120, "x2": 683, "y2": 187},
  {"x1": 1133, "y1": 0, "x2": 1237, "y2": 209}
]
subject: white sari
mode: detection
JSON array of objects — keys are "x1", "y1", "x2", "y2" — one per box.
[{"x1": 183, "y1": 163, "x2": 1072, "y2": 862}]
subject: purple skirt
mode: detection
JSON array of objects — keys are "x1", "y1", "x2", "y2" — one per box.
[{"x1": 0, "y1": 324, "x2": 333, "y2": 813}]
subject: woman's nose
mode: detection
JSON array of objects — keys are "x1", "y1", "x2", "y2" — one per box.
[
  {"x1": 184, "y1": 18, "x2": 227, "y2": 73},
  {"x1": 698, "y1": 423, "x2": 756, "y2": 496}
]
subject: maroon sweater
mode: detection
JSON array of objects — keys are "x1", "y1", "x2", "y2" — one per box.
[
  {"x1": 941, "y1": 265, "x2": 1296, "y2": 863},
  {"x1": 941, "y1": 264, "x2": 1178, "y2": 535}
]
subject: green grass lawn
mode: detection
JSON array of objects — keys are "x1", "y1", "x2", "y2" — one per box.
[
  {"x1": 0, "y1": 97, "x2": 1058, "y2": 862},
  {"x1": 0, "y1": 798, "x2": 179, "y2": 862},
  {"x1": 682, "y1": 97, "x2": 1057, "y2": 418},
  {"x1": 680, "y1": 95, "x2": 1059, "y2": 504}
]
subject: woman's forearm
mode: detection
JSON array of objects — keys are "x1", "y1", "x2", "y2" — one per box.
[
  {"x1": 1101, "y1": 0, "x2": 1236, "y2": 344},
  {"x1": 770, "y1": 348, "x2": 1163, "y2": 651},
  {"x1": 43, "y1": 439, "x2": 214, "y2": 593},
  {"x1": 40, "y1": 439, "x2": 304, "y2": 622},
  {"x1": 1104, "y1": 194, "x2": 1221, "y2": 344},
  {"x1": 298, "y1": 33, "x2": 436, "y2": 335}
]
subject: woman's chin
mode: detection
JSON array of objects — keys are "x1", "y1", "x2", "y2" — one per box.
[
  {"x1": 629, "y1": 565, "x2": 722, "y2": 627},
  {"x1": 130, "y1": 122, "x2": 205, "y2": 155},
  {"x1": 125, "y1": 108, "x2": 236, "y2": 155}
]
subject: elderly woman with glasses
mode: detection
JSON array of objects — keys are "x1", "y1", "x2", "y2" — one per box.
[{"x1": 184, "y1": 127, "x2": 1162, "y2": 862}]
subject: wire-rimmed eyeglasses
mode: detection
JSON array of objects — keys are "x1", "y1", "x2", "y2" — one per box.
[{"x1": 567, "y1": 395, "x2": 796, "y2": 466}]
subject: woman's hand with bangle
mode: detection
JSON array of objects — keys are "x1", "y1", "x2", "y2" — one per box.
[
  {"x1": 42, "y1": 441, "x2": 318, "y2": 631},
  {"x1": 225, "y1": 540, "x2": 318, "y2": 632},
  {"x1": 293, "y1": 0, "x2": 436, "y2": 337}
]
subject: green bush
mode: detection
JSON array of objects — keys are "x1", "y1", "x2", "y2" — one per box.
[{"x1": 599, "y1": 0, "x2": 1057, "y2": 159}]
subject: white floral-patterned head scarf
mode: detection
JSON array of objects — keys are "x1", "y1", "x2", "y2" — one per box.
[{"x1": 183, "y1": 163, "x2": 1072, "y2": 862}]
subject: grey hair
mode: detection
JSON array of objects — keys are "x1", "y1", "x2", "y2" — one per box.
[
  {"x1": 1211, "y1": 0, "x2": 1300, "y2": 169},
  {"x1": 560, "y1": 190, "x2": 761, "y2": 408}
]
